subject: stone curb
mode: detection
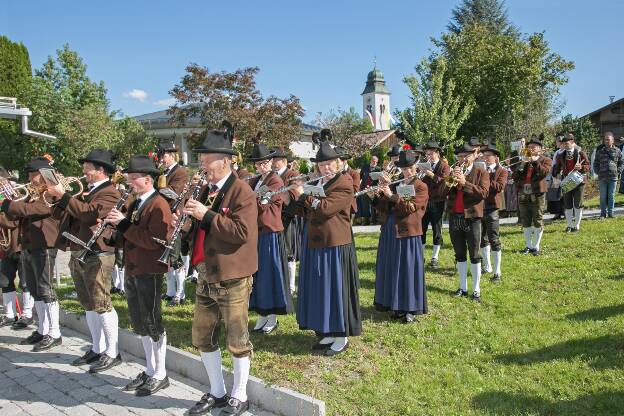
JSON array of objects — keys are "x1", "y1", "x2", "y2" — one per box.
[{"x1": 58, "y1": 309, "x2": 325, "y2": 416}]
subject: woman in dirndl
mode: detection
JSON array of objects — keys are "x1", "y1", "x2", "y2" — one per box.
[
  {"x1": 247, "y1": 141, "x2": 293, "y2": 334},
  {"x1": 291, "y1": 139, "x2": 361, "y2": 356},
  {"x1": 372, "y1": 151, "x2": 429, "y2": 323}
]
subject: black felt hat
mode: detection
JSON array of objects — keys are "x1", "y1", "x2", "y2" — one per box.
[
  {"x1": 123, "y1": 155, "x2": 160, "y2": 176},
  {"x1": 334, "y1": 146, "x2": 352, "y2": 160},
  {"x1": 423, "y1": 141, "x2": 443, "y2": 152},
  {"x1": 454, "y1": 143, "x2": 477, "y2": 155},
  {"x1": 193, "y1": 121, "x2": 237, "y2": 156},
  {"x1": 248, "y1": 144, "x2": 276, "y2": 162},
  {"x1": 157, "y1": 139, "x2": 178, "y2": 153},
  {"x1": 311, "y1": 141, "x2": 341, "y2": 163},
  {"x1": 78, "y1": 149, "x2": 116, "y2": 173},
  {"x1": 482, "y1": 144, "x2": 500, "y2": 157},
  {"x1": 387, "y1": 144, "x2": 401, "y2": 157},
  {"x1": 560, "y1": 133, "x2": 575, "y2": 142},
  {"x1": 527, "y1": 135, "x2": 544, "y2": 147},
  {"x1": 271, "y1": 146, "x2": 289, "y2": 159},
  {"x1": 395, "y1": 151, "x2": 417, "y2": 168},
  {"x1": 24, "y1": 157, "x2": 53, "y2": 173}
]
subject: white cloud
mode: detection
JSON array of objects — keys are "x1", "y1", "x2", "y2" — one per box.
[
  {"x1": 153, "y1": 98, "x2": 176, "y2": 107},
  {"x1": 123, "y1": 89, "x2": 148, "y2": 102}
]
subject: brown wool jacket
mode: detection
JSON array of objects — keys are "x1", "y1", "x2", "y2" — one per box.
[
  {"x1": 1, "y1": 198, "x2": 59, "y2": 250},
  {"x1": 373, "y1": 179, "x2": 429, "y2": 238},
  {"x1": 443, "y1": 165, "x2": 490, "y2": 219},
  {"x1": 298, "y1": 172, "x2": 353, "y2": 249},
  {"x1": 511, "y1": 156, "x2": 552, "y2": 194},
  {"x1": 54, "y1": 181, "x2": 120, "y2": 253},
  {"x1": 484, "y1": 165, "x2": 509, "y2": 210},
  {"x1": 116, "y1": 192, "x2": 172, "y2": 276},
  {"x1": 164, "y1": 164, "x2": 189, "y2": 196},
  {"x1": 249, "y1": 171, "x2": 284, "y2": 234},
  {"x1": 346, "y1": 167, "x2": 360, "y2": 214},
  {"x1": 422, "y1": 159, "x2": 451, "y2": 202},
  {"x1": 197, "y1": 174, "x2": 259, "y2": 283},
  {"x1": 0, "y1": 214, "x2": 21, "y2": 254}
]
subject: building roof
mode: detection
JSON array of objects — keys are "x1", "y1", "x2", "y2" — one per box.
[
  {"x1": 361, "y1": 67, "x2": 390, "y2": 95},
  {"x1": 351, "y1": 129, "x2": 396, "y2": 148},
  {"x1": 583, "y1": 97, "x2": 624, "y2": 118}
]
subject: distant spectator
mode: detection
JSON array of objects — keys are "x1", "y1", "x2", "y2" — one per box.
[
  {"x1": 357, "y1": 156, "x2": 382, "y2": 225},
  {"x1": 593, "y1": 132, "x2": 623, "y2": 218}
]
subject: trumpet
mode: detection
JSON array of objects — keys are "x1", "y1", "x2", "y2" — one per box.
[
  {"x1": 0, "y1": 228, "x2": 10, "y2": 251},
  {"x1": 42, "y1": 174, "x2": 86, "y2": 207},
  {"x1": 0, "y1": 179, "x2": 30, "y2": 201},
  {"x1": 444, "y1": 161, "x2": 467, "y2": 188},
  {"x1": 354, "y1": 174, "x2": 418, "y2": 198}
]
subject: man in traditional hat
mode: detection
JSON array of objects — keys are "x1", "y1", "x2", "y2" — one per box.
[
  {"x1": 421, "y1": 141, "x2": 450, "y2": 268},
  {"x1": 272, "y1": 146, "x2": 302, "y2": 293},
  {"x1": 1, "y1": 157, "x2": 62, "y2": 350},
  {"x1": 512, "y1": 136, "x2": 552, "y2": 255},
  {"x1": 181, "y1": 123, "x2": 258, "y2": 416},
  {"x1": 157, "y1": 140, "x2": 190, "y2": 307},
  {"x1": 443, "y1": 143, "x2": 489, "y2": 302},
  {"x1": 104, "y1": 155, "x2": 172, "y2": 396},
  {"x1": 46, "y1": 149, "x2": 123, "y2": 371},
  {"x1": 479, "y1": 144, "x2": 508, "y2": 282},
  {"x1": 553, "y1": 133, "x2": 590, "y2": 232},
  {"x1": 0, "y1": 168, "x2": 34, "y2": 329}
]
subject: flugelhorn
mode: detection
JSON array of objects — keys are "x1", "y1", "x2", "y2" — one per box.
[
  {"x1": 444, "y1": 161, "x2": 467, "y2": 188},
  {"x1": 0, "y1": 179, "x2": 30, "y2": 201},
  {"x1": 42, "y1": 174, "x2": 86, "y2": 206}
]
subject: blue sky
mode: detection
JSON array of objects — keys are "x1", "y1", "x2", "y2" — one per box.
[{"x1": 3, "y1": 1, "x2": 622, "y2": 123}]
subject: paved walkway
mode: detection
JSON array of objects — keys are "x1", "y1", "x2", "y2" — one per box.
[{"x1": 0, "y1": 319, "x2": 270, "y2": 416}]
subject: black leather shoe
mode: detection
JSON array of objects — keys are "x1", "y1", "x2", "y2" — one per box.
[
  {"x1": 0, "y1": 316, "x2": 16, "y2": 327},
  {"x1": 136, "y1": 376, "x2": 169, "y2": 396},
  {"x1": 188, "y1": 393, "x2": 229, "y2": 415},
  {"x1": 110, "y1": 287, "x2": 120, "y2": 294},
  {"x1": 123, "y1": 371, "x2": 148, "y2": 391},
  {"x1": 490, "y1": 274, "x2": 502, "y2": 283},
  {"x1": 452, "y1": 289, "x2": 468, "y2": 297},
  {"x1": 12, "y1": 316, "x2": 33, "y2": 330},
  {"x1": 221, "y1": 397, "x2": 249, "y2": 416},
  {"x1": 167, "y1": 296, "x2": 185, "y2": 307},
  {"x1": 565, "y1": 226, "x2": 573, "y2": 233},
  {"x1": 389, "y1": 311, "x2": 405, "y2": 320},
  {"x1": 325, "y1": 343, "x2": 349, "y2": 357},
  {"x1": 262, "y1": 320, "x2": 279, "y2": 334},
  {"x1": 430, "y1": 258, "x2": 439, "y2": 269},
  {"x1": 71, "y1": 350, "x2": 100, "y2": 366},
  {"x1": 571, "y1": 227, "x2": 579, "y2": 233},
  {"x1": 33, "y1": 335, "x2": 62, "y2": 352},
  {"x1": 519, "y1": 247, "x2": 531, "y2": 254},
  {"x1": 20, "y1": 331, "x2": 43, "y2": 345},
  {"x1": 471, "y1": 292, "x2": 481, "y2": 302},
  {"x1": 161, "y1": 294, "x2": 173, "y2": 301},
  {"x1": 530, "y1": 249, "x2": 540, "y2": 256},
  {"x1": 89, "y1": 353, "x2": 122, "y2": 373}
]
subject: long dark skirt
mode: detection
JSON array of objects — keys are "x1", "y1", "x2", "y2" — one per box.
[
  {"x1": 296, "y1": 224, "x2": 362, "y2": 337},
  {"x1": 374, "y1": 214, "x2": 427, "y2": 315},
  {"x1": 504, "y1": 183, "x2": 518, "y2": 213},
  {"x1": 249, "y1": 232, "x2": 294, "y2": 316},
  {"x1": 285, "y1": 216, "x2": 303, "y2": 262}
]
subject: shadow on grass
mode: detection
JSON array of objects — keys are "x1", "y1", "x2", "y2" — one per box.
[
  {"x1": 472, "y1": 390, "x2": 624, "y2": 416},
  {"x1": 608, "y1": 273, "x2": 624, "y2": 281},
  {"x1": 495, "y1": 334, "x2": 624, "y2": 370},
  {"x1": 567, "y1": 304, "x2": 624, "y2": 321},
  {"x1": 250, "y1": 330, "x2": 325, "y2": 356}
]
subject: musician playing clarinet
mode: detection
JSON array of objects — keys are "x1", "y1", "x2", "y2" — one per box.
[{"x1": 46, "y1": 149, "x2": 122, "y2": 372}]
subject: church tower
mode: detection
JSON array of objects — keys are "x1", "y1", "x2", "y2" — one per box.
[{"x1": 361, "y1": 65, "x2": 391, "y2": 131}]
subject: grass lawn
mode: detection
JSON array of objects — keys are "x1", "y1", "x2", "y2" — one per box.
[{"x1": 56, "y1": 216, "x2": 624, "y2": 415}]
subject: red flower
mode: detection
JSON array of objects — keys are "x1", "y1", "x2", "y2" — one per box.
[{"x1": 402, "y1": 144, "x2": 412, "y2": 150}]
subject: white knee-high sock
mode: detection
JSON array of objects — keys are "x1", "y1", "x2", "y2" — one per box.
[
  {"x1": 231, "y1": 356, "x2": 251, "y2": 402},
  {"x1": 87, "y1": 311, "x2": 106, "y2": 353},
  {"x1": 166, "y1": 269, "x2": 176, "y2": 297},
  {"x1": 253, "y1": 315, "x2": 268, "y2": 330},
  {"x1": 100, "y1": 309, "x2": 119, "y2": 358},
  {"x1": 457, "y1": 261, "x2": 468, "y2": 292},
  {"x1": 117, "y1": 267, "x2": 125, "y2": 291},
  {"x1": 34, "y1": 301, "x2": 46, "y2": 335},
  {"x1": 574, "y1": 208, "x2": 583, "y2": 229},
  {"x1": 46, "y1": 301, "x2": 61, "y2": 339},
  {"x1": 523, "y1": 228, "x2": 533, "y2": 249},
  {"x1": 141, "y1": 336, "x2": 156, "y2": 377},
  {"x1": 21, "y1": 292, "x2": 33, "y2": 318},
  {"x1": 112, "y1": 265, "x2": 120, "y2": 288},
  {"x1": 481, "y1": 245, "x2": 492, "y2": 272},
  {"x1": 85, "y1": 311, "x2": 99, "y2": 353},
  {"x1": 200, "y1": 350, "x2": 227, "y2": 398},
  {"x1": 182, "y1": 255, "x2": 190, "y2": 276},
  {"x1": 175, "y1": 266, "x2": 186, "y2": 299},
  {"x1": 2, "y1": 292, "x2": 17, "y2": 318},
  {"x1": 532, "y1": 227, "x2": 544, "y2": 251},
  {"x1": 470, "y1": 263, "x2": 482, "y2": 294},
  {"x1": 288, "y1": 261, "x2": 296, "y2": 292},
  {"x1": 564, "y1": 209, "x2": 574, "y2": 228},
  {"x1": 152, "y1": 333, "x2": 167, "y2": 380},
  {"x1": 492, "y1": 250, "x2": 502, "y2": 276},
  {"x1": 432, "y1": 244, "x2": 441, "y2": 260}
]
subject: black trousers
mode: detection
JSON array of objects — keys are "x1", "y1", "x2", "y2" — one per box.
[
  {"x1": 20, "y1": 248, "x2": 57, "y2": 303},
  {"x1": 480, "y1": 209, "x2": 501, "y2": 251},
  {"x1": 421, "y1": 200, "x2": 445, "y2": 245},
  {"x1": 0, "y1": 252, "x2": 26, "y2": 293},
  {"x1": 126, "y1": 274, "x2": 165, "y2": 341},
  {"x1": 449, "y1": 215, "x2": 482, "y2": 264},
  {"x1": 563, "y1": 184, "x2": 584, "y2": 209}
]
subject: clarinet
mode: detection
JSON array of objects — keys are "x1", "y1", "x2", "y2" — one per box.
[
  {"x1": 76, "y1": 191, "x2": 130, "y2": 264},
  {"x1": 155, "y1": 171, "x2": 207, "y2": 265}
]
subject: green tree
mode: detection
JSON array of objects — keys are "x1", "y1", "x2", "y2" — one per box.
[
  {"x1": 448, "y1": 0, "x2": 518, "y2": 36},
  {"x1": 313, "y1": 107, "x2": 373, "y2": 157},
  {"x1": 556, "y1": 114, "x2": 600, "y2": 148},
  {"x1": 396, "y1": 57, "x2": 474, "y2": 153}
]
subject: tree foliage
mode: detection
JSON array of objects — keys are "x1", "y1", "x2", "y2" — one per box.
[
  {"x1": 313, "y1": 107, "x2": 374, "y2": 158},
  {"x1": 448, "y1": 0, "x2": 517, "y2": 36},
  {"x1": 556, "y1": 114, "x2": 600, "y2": 148},
  {"x1": 168, "y1": 64, "x2": 304, "y2": 154}
]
